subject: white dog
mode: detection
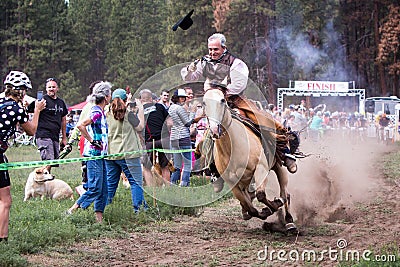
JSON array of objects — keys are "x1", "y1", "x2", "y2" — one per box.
[{"x1": 24, "y1": 166, "x2": 74, "y2": 201}]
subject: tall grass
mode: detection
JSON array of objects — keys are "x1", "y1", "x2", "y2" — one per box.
[{"x1": 0, "y1": 145, "x2": 223, "y2": 266}]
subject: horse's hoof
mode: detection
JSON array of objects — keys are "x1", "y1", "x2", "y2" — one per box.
[
  {"x1": 285, "y1": 223, "x2": 298, "y2": 234},
  {"x1": 260, "y1": 206, "x2": 273, "y2": 219},
  {"x1": 270, "y1": 197, "x2": 285, "y2": 210},
  {"x1": 242, "y1": 213, "x2": 252, "y2": 220},
  {"x1": 274, "y1": 197, "x2": 286, "y2": 205}
]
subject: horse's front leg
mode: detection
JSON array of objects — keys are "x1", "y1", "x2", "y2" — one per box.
[
  {"x1": 231, "y1": 186, "x2": 269, "y2": 220},
  {"x1": 253, "y1": 160, "x2": 285, "y2": 214},
  {"x1": 273, "y1": 164, "x2": 297, "y2": 233}
]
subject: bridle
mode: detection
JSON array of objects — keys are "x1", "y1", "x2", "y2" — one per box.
[{"x1": 206, "y1": 98, "x2": 233, "y2": 139}]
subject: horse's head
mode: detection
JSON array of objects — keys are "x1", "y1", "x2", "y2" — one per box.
[{"x1": 203, "y1": 89, "x2": 230, "y2": 139}]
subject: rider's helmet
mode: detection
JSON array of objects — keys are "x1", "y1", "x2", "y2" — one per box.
[
  {"x1": 268, "y1": 103, "x2": 275, "y2": 111},
  {"x1": 3, "y1": 71, "x2": 32, "y2": 101},
  {"x1": 4, "y1": 71, "x2": 32, "y2": 90}
]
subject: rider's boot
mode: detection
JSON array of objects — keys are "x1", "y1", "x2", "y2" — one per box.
[
  {"x1": 259, "y1": 126, "x2": 298, "y2": 174},
  {"x1": 281, "y1": 143, "x2": 297, "y2": 173}
]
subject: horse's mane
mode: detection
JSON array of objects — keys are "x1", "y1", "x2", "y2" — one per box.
[{"x1": 204, "y1": 88, "x2": 226, "y2": 101}]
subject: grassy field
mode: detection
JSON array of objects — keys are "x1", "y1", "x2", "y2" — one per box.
[{"x1": 0, "y1": 145, "x2": 226, "y2": 266}]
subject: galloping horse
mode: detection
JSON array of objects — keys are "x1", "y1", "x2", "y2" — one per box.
[{"x1": 202, "y1": 89, "x2": 296, "y2": 232}]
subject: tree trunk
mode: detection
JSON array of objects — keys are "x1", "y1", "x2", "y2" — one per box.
[{"x1": 374, "y1": 0, "x2": 387, "y2": 96}]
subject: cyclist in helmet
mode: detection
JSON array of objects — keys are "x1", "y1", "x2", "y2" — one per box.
[
  {"x1": 0, "y1": 71, "x2": 46, "y2": 242},
  {"x1": 379, "y1": 113, "x2": 390, "y2": 127}
]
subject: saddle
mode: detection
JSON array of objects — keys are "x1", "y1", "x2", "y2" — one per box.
[
  {"x1": 230, "y1": 107, "x2": 304, "y2": 162},
  {"x1": 230, "y1": 110, "x2": 283, "y2": 164}
]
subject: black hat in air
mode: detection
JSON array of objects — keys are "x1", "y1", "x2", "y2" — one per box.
[{"x1": 172, "y1": 10, "x2": 194, "y2": 31}]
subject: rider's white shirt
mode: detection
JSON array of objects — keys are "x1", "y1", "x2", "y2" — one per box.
[{"x1": 181, "y1": 58, "x2": 249, "y2": 95}]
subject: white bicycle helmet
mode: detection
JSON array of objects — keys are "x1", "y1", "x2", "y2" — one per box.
[{"x1": 4, "y1": 71, "x2": 32, "y2": 89}]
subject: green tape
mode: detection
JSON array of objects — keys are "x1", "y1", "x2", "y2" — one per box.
[{"x1": 0, "y1": 148, "x2": 194, "y2": 170}]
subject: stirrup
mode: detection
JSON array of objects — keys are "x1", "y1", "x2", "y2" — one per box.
[
  {"x1": 293, "y1": 151, "x2": 307, "y2": 158},
  {"x1": 285, "y1": 153, "x2": 296, "y2": 161}
]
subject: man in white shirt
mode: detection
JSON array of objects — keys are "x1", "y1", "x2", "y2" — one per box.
[{"x1": 181, "y1": 33, "x2": 297, "y2": 179}]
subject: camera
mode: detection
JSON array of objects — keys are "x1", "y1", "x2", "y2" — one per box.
[{"x1": 129, "y1": 102, "x2": 137, "y2": 108}]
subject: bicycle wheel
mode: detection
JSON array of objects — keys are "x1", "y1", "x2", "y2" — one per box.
[
  {"x1": 30, "y1": 136, "x2": 37, "y2": 147},
  {"x1": 14, "y1": 132, "x2": 24, "y2": 147},
  {"x1": 8, "y1": 134, "x2": 16, "y2": 147}
]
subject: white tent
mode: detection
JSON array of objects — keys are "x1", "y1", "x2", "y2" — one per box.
[{"x1": 0, "y1": 92, "x2": 36, "y2": 104}]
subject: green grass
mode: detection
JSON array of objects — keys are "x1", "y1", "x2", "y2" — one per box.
[
  {"x1": 0, "y1": 145, "x2": 223, "y2": 266},
  {"x1": 381, "y1": 143, "x2": 400, "y2": 183}
]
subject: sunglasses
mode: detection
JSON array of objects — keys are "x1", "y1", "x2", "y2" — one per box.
[{"x1": 46, "y1": 77, "x2": 58, "y2": 83}]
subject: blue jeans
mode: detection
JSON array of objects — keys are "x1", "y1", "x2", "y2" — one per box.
[
  {"x1": 105, "y1": 158, "x2": 147, "y2": 212},
  {"x1": 77, "y1": 159, "x2": 108, "y2": 213},
  {"x1": 170, "y1": 145, "x2": 192, "y2": 186}
]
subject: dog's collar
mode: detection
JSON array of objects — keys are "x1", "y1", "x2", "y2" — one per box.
[{"x1": 33, "y1": 176, "x2": 55, "y2": 184}]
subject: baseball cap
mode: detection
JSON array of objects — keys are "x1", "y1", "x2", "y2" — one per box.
[
  {"x1": 174, "y1": 88, "x2": 187, "y2": 97},
  {"x1": 112, "y1": 88, "x2": 127, "y2": 100}
]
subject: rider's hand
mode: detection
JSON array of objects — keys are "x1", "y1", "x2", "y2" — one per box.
[
  {"x1": 193, "y1": 116, "x2": 205, "y2": 124},
  {"x1": 187, "y1": 59, "x2": 199, "y2": 72}
]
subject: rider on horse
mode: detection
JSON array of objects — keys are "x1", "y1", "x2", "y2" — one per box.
[{"x1": 181, "y1": 33, "x2": 298, "y2": 189}]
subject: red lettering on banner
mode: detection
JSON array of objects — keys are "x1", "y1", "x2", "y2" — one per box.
[
  {"x1": 307, "y1": 82, "x2": 337, "y2": 91},
  {"x1": 294, "y1": 81, "x2": 349, "y2": 92}
]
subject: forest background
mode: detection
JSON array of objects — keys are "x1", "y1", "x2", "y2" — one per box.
[{"x1": 0, "y1": 0, "x2": 399, "y2": 106}]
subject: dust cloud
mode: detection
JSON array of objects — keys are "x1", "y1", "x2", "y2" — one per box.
[{"x1": 265, "y1": 136, "x2": 390, "y2": 226}]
